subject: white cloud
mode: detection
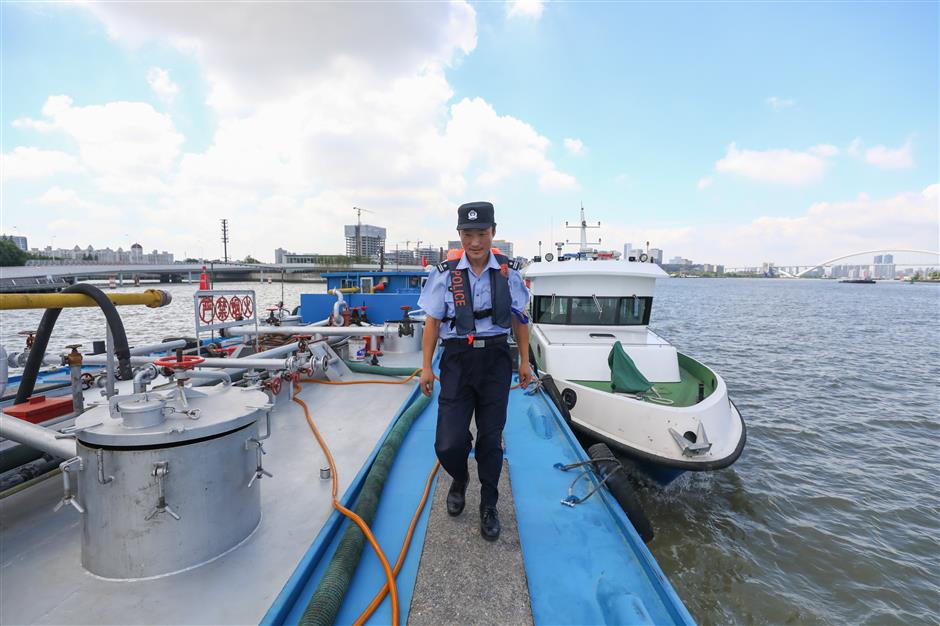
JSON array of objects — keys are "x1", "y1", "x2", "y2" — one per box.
[
  {"x1": 4, "y1": 3, "x2": 577, "y2": 260},
  {"x1": 519, "y1": 185, "x2": 938, "y2": 268},
  {"x1": 15, "y1": 95, "x2": 183, "y2": 179},
  {"x1": 719, "y1": 184, "x2": 939, "y2": 264},
  {"x1": 714, "y1": 142, "x2": 836, "y2": 185},
  {"x1": 445, "y1": 98, "x2": 577, "y2": 190},
  {"x1": 35, "y1": 186, "x2": 123, "y2": 219},
  {"x1": 766, "y1": 96, "x2": 795, "y2": 111},
  {"x1": 563, "y1": 138, "x2": 585, "y2": 156},
  {"x1": 85, "y1": 2, "x2": 478, "y2": 106},
  {"x1": 147, "y1": 67, "x2": 179, "y2": 103},
  {"x1": 697, "y1": 176, "x2": 713, "y2": 190},
  {"x1": 848, "y1": 137, "x2": 863, "y2": 157},
  {"x1": 506, "y1": 0, "x2": 545, "y2": 20},
  {"x1": 0, "y1": 147, "x2": 80, "y2": 181},
  {"x1": 864, "y1": 138, "x2": 914, "y2": 169}
]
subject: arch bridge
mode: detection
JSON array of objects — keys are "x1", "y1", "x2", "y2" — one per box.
[{"x1": 789, "y1": 249, "x2": 939, "y2": 278}]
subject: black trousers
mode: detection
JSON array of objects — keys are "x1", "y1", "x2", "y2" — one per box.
[{"x1": 434, "y1": 339, "x2": 512, "y2": 507}]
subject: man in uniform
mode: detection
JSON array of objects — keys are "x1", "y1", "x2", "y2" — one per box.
[{"x1": 418, "y1": 201, "x2": 533, "y2": 541}]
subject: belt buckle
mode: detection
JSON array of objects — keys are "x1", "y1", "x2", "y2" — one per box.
[{"x1": 472, "y1": 339, "x2": 484, "y2": 348}]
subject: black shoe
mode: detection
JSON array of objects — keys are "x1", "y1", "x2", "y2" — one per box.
[
  {"x1": 446, "y1": 481, "x2": 467, "y2": 516},
  {"x1": 480, "y1": 505, "x2": 500, "y2": 541}
]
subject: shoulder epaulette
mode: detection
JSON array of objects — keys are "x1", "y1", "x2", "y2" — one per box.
[{"x1": 436, "y1": 261, "x2": 449, "y2": 273}]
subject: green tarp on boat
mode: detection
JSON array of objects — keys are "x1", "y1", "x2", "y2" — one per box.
[{"x1": 608, "y1": 341, "x2": 652, "y2": 393}]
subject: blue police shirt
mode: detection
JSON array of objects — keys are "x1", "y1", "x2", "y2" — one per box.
[{"x1": 418, "y1": 251, "x2": 530, "y2": 339}]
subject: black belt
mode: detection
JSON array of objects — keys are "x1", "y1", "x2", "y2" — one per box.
[{"x1": 441, "y1": 334, "x2": 508, "y2": 348}]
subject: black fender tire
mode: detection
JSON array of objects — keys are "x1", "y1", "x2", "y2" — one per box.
[
  {"x1": 541, "y1": 375, "x2": 571, "y2": 423},
  {"x1": 588, "y1": 442, "x2": 655, "y2": 543}
]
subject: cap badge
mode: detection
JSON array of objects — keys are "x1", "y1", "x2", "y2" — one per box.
[{"x1": 468, "y1": 210, "x2": 478, "y2": 220}]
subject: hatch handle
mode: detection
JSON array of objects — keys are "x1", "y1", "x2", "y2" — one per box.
[
  {"x1": 145, "y1": 461, "x2": 180, "y2": 521},
  {"x1": 246, "y1": 438, "x2": 273, "y2": 488},
  {"x1": 53, "y1": 456, "x2": 85, "y2": 514}
]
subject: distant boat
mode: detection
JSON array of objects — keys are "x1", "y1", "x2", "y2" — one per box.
[{"x1": 840, "y1": 278, "x2": 876, "y2": 284}]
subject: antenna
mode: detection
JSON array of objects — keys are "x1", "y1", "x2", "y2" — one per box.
[
  {"x1": 220, "y1": 219, "x2": 230, "y2": 263},
  {"x1": 564, "y1": 203, "x2": 601, "y2": 252},
  {"x1": 352, "y1": 206, "x2": 374, "y2": 259}
]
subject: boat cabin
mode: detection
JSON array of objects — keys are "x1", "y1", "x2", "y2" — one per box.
[
  {"x1": 322, "y1": 271, "x2": 428, "y2": 294},
  {"x1": 523, "y1": 260, "x2": 681, "y2": 383},
  {"x1": 300, "y1": 270, "x2": 429, "y2": 324}
]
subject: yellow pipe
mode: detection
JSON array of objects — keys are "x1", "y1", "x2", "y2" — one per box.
[
  {"x1": 0, "y1": 289, "x2": 172, "y2": 311},
  {"x1": 338, "y1": 287, "x2": 360, "y2": 294}
]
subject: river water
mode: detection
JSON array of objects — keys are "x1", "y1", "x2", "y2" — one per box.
[{"x1": 1, "y1": 278, "x2": 938, "y2": 625}]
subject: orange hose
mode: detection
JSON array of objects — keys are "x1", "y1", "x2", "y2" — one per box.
[
  {"x1": 292, "y1": 364, "x2": 524, "y2": 624},
  {"x1": 300, "y1": 368, "x2": 423, "y2": 386},
  {"x1": 292, "y1": 383, "x2": 401, "y2": 626},
  {"x1": 352, "y1": 461, "x2": 441, "y2": 626}
]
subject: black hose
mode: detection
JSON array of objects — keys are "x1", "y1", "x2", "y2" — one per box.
[{"x1": 14, "y1": 283, "x2": 133, "y2": 404}]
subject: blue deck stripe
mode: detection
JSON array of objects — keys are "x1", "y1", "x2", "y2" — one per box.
[
  {"x1": 504, "y1": 384, "x2": 695, "y2": 625},
  {"x1": 264, "y1": 357, "x2": 694, "y2": 625}
]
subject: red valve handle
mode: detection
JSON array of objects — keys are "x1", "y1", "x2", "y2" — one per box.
[
  {"x1": 400, "y1": 305, "x2": 412, "y2": 311},
  {"x1": 154, "y1": 355, "x2": 205, "y2": 370}
]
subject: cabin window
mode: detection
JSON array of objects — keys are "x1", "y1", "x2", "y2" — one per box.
[
  {"x1": 618, "y1": 296, "x2": 650, "y2": 325},
  {"x1": 535, "y1": 295, "x2": 570, "y2": 324},
  {"x1": 569, "y1": 297, "x2": 620, "y2": 325},
  {"x1": 533, "y1": 296, "x2": 652, "y2": 325}
]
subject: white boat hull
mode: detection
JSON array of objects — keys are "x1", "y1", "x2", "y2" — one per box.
[{"x1": 544, "y1": 372, "x2": 746, "y2": 485}]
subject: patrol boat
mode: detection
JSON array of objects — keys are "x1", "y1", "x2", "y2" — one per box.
[
  {"x1": 524, "y1": 210, "x2": 746, "y2": 485},
  {"x1": 0, "y1": 282, "x2": 694, "y2": 625}
]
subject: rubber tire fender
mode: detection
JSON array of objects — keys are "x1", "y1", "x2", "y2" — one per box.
[
  {"x1": 540, "y1": 375, "x2": 571, "y2": 423},
  {"x1": 588, "y1": 442, "x2": 655, "y2": 543}
]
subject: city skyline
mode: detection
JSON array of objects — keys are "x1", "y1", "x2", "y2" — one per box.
[{"x1": 10, "y1": 226, "x2": 938, "y2": 274}]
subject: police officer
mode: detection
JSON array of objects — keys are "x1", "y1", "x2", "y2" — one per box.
[{"x1": 418, "y1": 201, "x2": 533, "y2": 541}]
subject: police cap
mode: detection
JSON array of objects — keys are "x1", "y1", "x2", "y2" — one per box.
[{"x1": 456, "y1": 201, "x2": 496, "y2": 230}]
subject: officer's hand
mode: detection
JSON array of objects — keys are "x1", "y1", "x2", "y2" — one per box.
[
  {"x1": 419, "y1": 369, "x2": 435, "y2": 397},
  {"x1": 518, "y1": 362, "x2": 534, "y2": 389}
]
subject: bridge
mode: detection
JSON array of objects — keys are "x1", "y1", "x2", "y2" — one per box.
[
  {"x1": 725, "y1": 249, "x2": 939, "y2": 278},
  {"x1": 788, "y1": 249, "x2": 939, "y2": 278},
  {"x1": 0, "y1": 261, "x2": 425, "y2": 293}
]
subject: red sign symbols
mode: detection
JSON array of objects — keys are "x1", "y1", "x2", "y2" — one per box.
[
  {"x1": 229, "y1": 295, "x2": 243, "y2": 320},
  {"x1": 242, "y1": 295, "x2": 254, "y2": 318},
  {"x1": 214, "y1": 296, "x2": 230, "y2": 322},
  {"x1": 199, "y1": 297, "x2": 215, "y2": 324}
]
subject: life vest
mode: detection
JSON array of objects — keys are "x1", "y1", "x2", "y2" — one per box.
[{"x1": 437, "y1": 248, "x2": 516, "y2": 336}]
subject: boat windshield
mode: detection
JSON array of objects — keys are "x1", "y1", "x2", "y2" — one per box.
[{"x1": 533, "y1": 295, "x2": 651, "y2": 325}]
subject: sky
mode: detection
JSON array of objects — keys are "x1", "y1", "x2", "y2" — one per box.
[{"x1": 1, "y1": 0, "x2": 937, "y2": 266}]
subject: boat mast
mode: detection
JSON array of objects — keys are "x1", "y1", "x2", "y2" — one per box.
[{"x1": 565, "y1": 203, "x2": 601, "y2": 253}]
